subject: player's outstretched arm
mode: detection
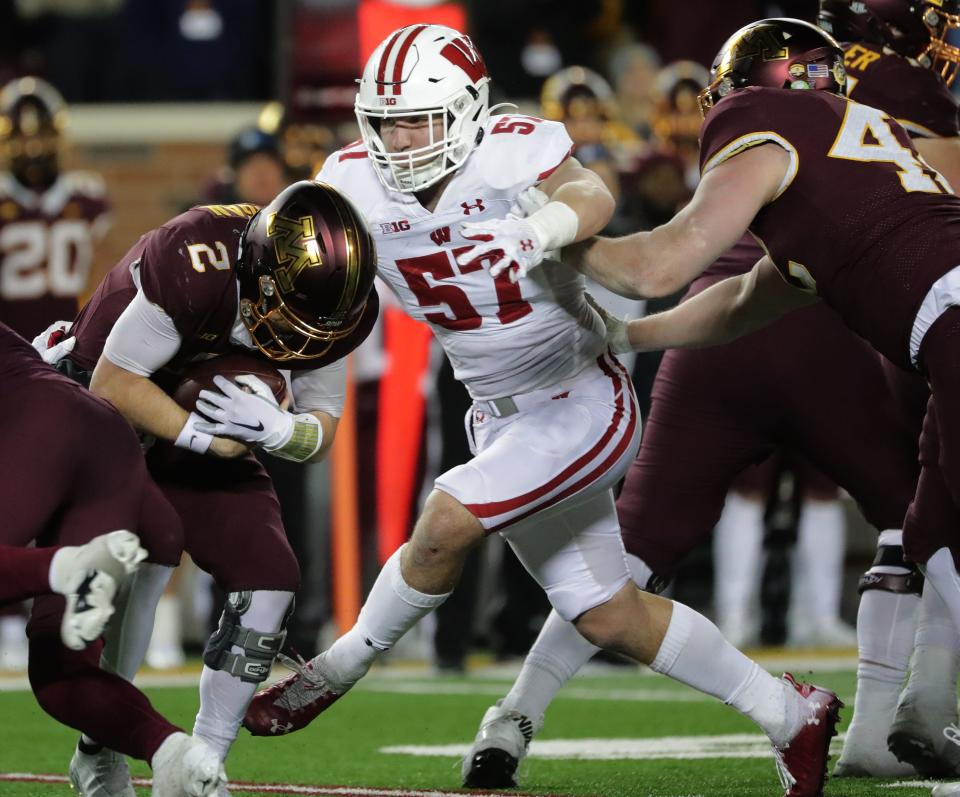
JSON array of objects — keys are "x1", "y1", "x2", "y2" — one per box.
[
  {"x1": 574, "y1": 143, "x2": 791, "y2": 299},
  {"x1": 90, "y1": 291, "x2": 246, "y2": 458},
  {"x1": 457, "y1": 156, "x2": 614, "y2": 281},
  {"x1": 620, "y1": 256, "x2": 819, "y2": 352}
]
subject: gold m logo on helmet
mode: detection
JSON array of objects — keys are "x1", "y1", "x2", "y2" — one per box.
[
  {"x1": 268, "y1": 212, "x2": 326, "y2": 293},
  {"x1": 736, "y1": 28, "x2": 789, "y2": 63}
]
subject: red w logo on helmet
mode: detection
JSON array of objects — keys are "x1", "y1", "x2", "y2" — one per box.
[{"x1": 440, "y1": 37, "x2": 487, "y2": 84}]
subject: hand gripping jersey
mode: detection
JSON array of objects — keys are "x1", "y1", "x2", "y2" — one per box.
[
  {"x1": 0, "y1": 172, "x2": 110, "y2": 340},
  {"x1": 699, "y1": 87, "x2": 960, "y2": 369},
  {"x1": 317, "y1": 114, "x2": 606, "y2": 400},
  {"x1": 843, "y1": 41, "x2": 960, "y2": 139}
]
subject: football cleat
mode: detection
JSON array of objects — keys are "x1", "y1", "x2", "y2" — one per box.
[
  {"x1": 150, "y1": 733, "x2": 225, "y2": 797},
  {"x1": 888, "y1": 657, "x2": 960, "y2": 777},
  {"x1": 461, "y1": 701, "x2": 542, "y2": 789},
  {"x1": 772, "y1": 674, "x2": 843, "y2": 797},
  {"x1": 243, "y1": 654, "x2": 348, "y2": 736},
  {"x1": 68, "y1": 744, "x2": 135, "y2": 797}
]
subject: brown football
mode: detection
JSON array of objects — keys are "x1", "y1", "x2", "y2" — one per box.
[{"x1": 172, "y1": 352, "x2": 288, "y2": 413}]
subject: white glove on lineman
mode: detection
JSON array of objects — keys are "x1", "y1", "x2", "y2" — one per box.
[
  {"x1": 195, "y1": 374, "x2": 324, "y2": 462},
  {"x1": 195, "y1": 374, "x2": 292, "y2": 448},
  {"x1": 584, "y1": 293, "x2": 633, "y2": 354},
  {"x1": 31, "y1": 319, "x2": 75, "y2": 364},
  {"x1": 457, "y1": 191, "x2": 579, "y2": 282}
]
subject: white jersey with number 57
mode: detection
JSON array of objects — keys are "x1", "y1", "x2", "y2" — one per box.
[{"x1": 316, "y1": 114, "x2": 606, "y2": 400}]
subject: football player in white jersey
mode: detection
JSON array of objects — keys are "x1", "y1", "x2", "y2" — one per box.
[{"x1": 243, "y1": 24, "x2": 840, "y2": 797}]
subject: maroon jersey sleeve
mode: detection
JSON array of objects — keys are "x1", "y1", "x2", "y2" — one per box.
[
  {"x1": 843, "y1": 42, "x2": 959, "y2": 138},
  {"x1": 138, "y1": 205, "x2": 253, "y2": 342},
  {"x1": 699, "y1": 89, "x2": 799, "y2": 200}
]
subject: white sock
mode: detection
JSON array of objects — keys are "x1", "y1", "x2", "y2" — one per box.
[
  {"x1": 193, "y1": 589, "x2": 294, "y2": 761},
  {"x1": 501, "y1": 609, "x2": 599, "y2": 720},
  {"x1": 713, "y1": 493, "x2": 764, "y2": 631},
  {"x1": 322, "y1": 546, "x2": 450, "y2": 687},
  {"x1": 794, "y1": 499, "x2": 846, "y2": 624},
  {"x1": 921, "y1": 547, "x2": 960, "y2": 636},
  {"x1": 910, "y1": 578, "x2": 960, "y2": 695},
  {"x1": 100, "y1": 563, "x2": 174, "y2": 680},
  {"x1": 650, "y1": 601, "x2": 803, "y2": 747}
]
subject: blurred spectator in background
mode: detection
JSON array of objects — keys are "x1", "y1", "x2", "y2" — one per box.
[
  {"x1": 201, "y1": 126, "x2": 287, "y2": 206},
  {"x1": 650, "y1": 60, "x2": 711, "y2": 190},
  {"x1": 0, "y1": 75, "x2": 110, "y2": 670},
  {"x1": 714, "y1": 456, "x2": 857, "y2": 650},
  {"x1": 607, "y1": 43, "x2": 661, "y2": 141}
]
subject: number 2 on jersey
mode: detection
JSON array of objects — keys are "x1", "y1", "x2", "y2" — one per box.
[
  {"x1": 396, "y1": 248, "x2": 533, "y2": 330},
  {"x1": 828, "y1": 102, "x2": 951, "y2": 194}
]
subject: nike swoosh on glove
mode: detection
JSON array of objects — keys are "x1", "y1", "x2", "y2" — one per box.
[{"x1": 195, "y1": 374, "x2": 294, "y2": 448}]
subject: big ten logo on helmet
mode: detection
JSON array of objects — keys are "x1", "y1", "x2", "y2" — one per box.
[
  {"x1": 380, "y1": 219, "x2": 410, "y2": 234},
  {"x1": 379, "y1": 97, "x2": 398, "y2": 106}
]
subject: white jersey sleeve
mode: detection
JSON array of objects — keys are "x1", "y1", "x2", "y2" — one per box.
[
  {"x1": 317, "y1": 119, "x2": 605, "y2": 401},
  {"x1": 288, "y1": 358, "x2": 347, "y2": 417}
]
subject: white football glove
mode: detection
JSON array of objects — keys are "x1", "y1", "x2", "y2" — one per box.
[
  {"x1": 457, "y1": 193, "x2": 580, "y2": 282},
  {"x1": 457, "y1": 215, "x2": 547, "y2": 282},
  {"x1": 31, "y1": 319, "x2": 75, "y2": 364},
  {"x1": 585, "y1": 293, "x2": 632, "y2": 354},
  {"x1": 195, "y1": 374, "x2": 293, "y2": 449},
  {"x1": 509, "y1": 185, "x2": 550, "y2": 219}
]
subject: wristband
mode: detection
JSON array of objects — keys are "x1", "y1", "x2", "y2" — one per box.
[
  {"x1": 265, "y1": 413, "x2": 323, "y2": 462},
  {"x1": 174, "y1": 412, "x2": 214, "y2": 454},
  {"x1": 526, "y1": 200, "x2": 580, "y2": 251}
]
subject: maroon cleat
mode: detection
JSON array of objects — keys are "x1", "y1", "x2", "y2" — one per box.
[
  {"x1": 773, "y1": 673, "x2": 844, "y2": 797},
  {"x1": 243, "y1": 655, "x2": 349, "y2": 736}
]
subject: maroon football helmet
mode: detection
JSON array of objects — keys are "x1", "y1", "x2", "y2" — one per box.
[
  {"x1": 818, "y1": 0, "x2": 960, "y2": 85},
  {"x1": 0, "y1": 76, "x2": 67, "y2": 191},
  {"x1": 236, "y1": 180, "x2": 378, "y2": 362},
  {"x1": 699, "y1": 18, "x2": 847, "y2": 117}
]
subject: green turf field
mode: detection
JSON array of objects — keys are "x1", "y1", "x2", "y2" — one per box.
[{"x1": 0, "y1": 658, "x2": 945, "y2": 796}]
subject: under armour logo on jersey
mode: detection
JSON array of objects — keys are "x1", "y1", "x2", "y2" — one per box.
[
  {"x1": 520, "y1": 239, "x2": 534, "y2": 252},
  {"x1": 461, "y1": 199, "x2": 485, "y2": 215},
  {"x1": 430, "y1": 226, "x2": 451, "y2": 246},
  {"x1": 270, "y1": 719, "x2": 294, "y2": 735}
]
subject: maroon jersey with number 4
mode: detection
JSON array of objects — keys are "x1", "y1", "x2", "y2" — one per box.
[
  {"x1": 699, "y1": 87, "x2": 960, "y2": 368},
  {"x1": 0, "y1": 172, "x2": 110, "y2": 340},
  {"x1": 68, "y1": 203, "x2": 377, "y2": 376}
]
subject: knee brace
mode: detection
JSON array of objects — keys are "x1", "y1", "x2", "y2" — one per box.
[
  {"x1": 859, "y1": 537, "x2": 924, "y2": 597},
  {"x1": 202, "y1": 591, "x2": 293, "y2": 683}
]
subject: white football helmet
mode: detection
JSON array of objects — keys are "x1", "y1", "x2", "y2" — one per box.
[{"x1": 356, "y1": 24, "x2": 491, "y2": 193}]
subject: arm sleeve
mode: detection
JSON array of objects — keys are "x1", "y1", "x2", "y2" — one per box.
[
  {"x1": 102, "y1": 289, "x2": 182, "y2": 377},
  {"x1": 290, "y1": 358, "x2": 348, "y2": 417}
]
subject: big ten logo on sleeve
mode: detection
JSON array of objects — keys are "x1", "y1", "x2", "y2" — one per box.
[{"x1": 0, "y1": 219, "x2": 95, "y2": 299}]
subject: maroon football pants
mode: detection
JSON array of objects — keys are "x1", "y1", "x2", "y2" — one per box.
[
  {"x1": 146, "y1": 443, "x2": 300, "y2": 594},
  {"x1": 0, "y1": 377, "x2": 184, "y2": 762},
  {"x1": 617, "y1": 299, "x2": 921, "y2": 579},
  {"x1": 903, "y1": 307, "x2": 960, "y2": 565},
  {"x1": 0, "y1": 546, "x2": 56, "y2": 603}
]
